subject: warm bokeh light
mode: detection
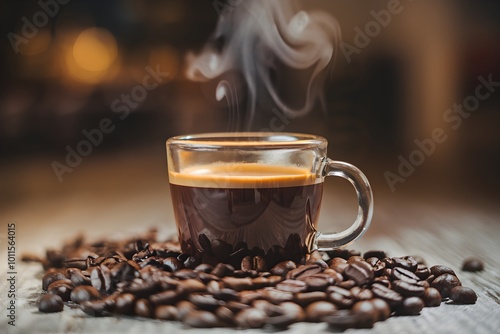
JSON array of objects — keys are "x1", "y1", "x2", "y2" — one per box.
[
  {"x1": 72, "y1": 27, "x2": 117, "y2": 72},
  {"x1": 149, "y1": 45, "x2": 179, "y2": 80}
]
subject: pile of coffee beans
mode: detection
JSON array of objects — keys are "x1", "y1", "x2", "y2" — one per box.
[{"x1": 27, "y1": 229, "x2": 480, "y2": 329}]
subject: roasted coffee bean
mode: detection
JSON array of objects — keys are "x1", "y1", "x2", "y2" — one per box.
[
  {"x1": 183, "y1": 256, "x2": 201, "y2": 269},
  {"x1": 363, "y1": 250, "x2": 387, "y2": 260},
  {"x1": 239, "y1": 290, "x2": 265, "y2": 304},
  {"x1": 253, "y1": 299, "x2": 282, "y2": 316},
  {"x1": 294, "y1": 291, "x2": 327, "y2": 306},
  {"x1": 155, "y1": 305, "x2": 178, "y2": 320},
  {"x1": 176, "y1": 300, "x2": 197, "y2": 321},
  {"x1": 382, "y1": 257, "x2": 395, "y2": 268},
  {"x1": 47, "y1": 279, "x2": 73, "y2": 301},
  {"x1": 266, "y1": 302, "x2": 305, "y2": 328},
  {"x1": 68, "y1": 269, "x2": 91, "y2": 287},
  {"x1": 270, "y1": 260, "x2": 296, "y2": 276},
  {"x1": 338, "y1": 279, "x2": 356, "y2": 289},
  {"x1": 365, "y1": 257, "x2": 379, "y2": 267},
  {"x1": 462, "y1": 257, "x2": 484, "y2": 272},
  {"x1": 174, "y1": 269, "x2": 198, "y2": 280},
  {"x1": 215, "y1": 306, "x2": 235, "y2": 324},
  {"x1": 421, "y1": 287, "x2": 442, "y2": 307},
  {"x1": 178, "y1": 278, "x2": 206, "y2": 293},
  {"x1": 306, "y1": 258, "x2": 328, "y2": 270},
  {"x1": 392, "y1": 256, "x2": 418, "y2": 272},
  {"x1": 392, "y1": 280, "x2": 425, "y2": 297},
  {"x1": 211, "y1": 239, "x2": 232, "y2": 260},
  {"x1": 396, "y1": 297, "x2": 424, "y2": 315},
  {"x1": 42, "y1": 272, "x2": 67, "y2": 291},
  {"x1": 344, "y1": 261, "x2": 374, "y2": 286},
  {"x1": 352, "y1": 300, "x2": 377, "y2": 328},
  {"x1": 391, "y1": 267, "x2": 420, "y2": 283},
  {"x1": 324, "y1": 309, "x2": 362, "y2": 330},
  {"x1": 149, "y1": 290, "x2": 181, "y2": 305},
  {"x1": 372, "y1": 298, "x2": 391, "y2": 321},
  {"x1": 261, "y1": 288, "x2": 294, "y2": 304},
  {"x1": 114, "y1": 293, "x2": 136, "y2": 315},
  {"x1": 109, "y1": 262, "x2": 137, "y2": 282},
  {"x1": 222, "y1": 277, "x2": 253, "y2": 291},
  {"x1": 305, "y1": 301, "x2": 337, "y2": 321},
  {"x1": 234, "y1": 308, "x2": 267, "y2": 328},
  {"x1": 328, "y1": 257, "x2": 348, "y2": 273},
  {"x1": 276, "y1": 279, "x2": 307, "y2": 293},
  {"x1": 251, "y1": 276, "x2": 273, "y2": 289},
  {"x1": 127, "y1": 280, "x2": 162, "y2": 298},
  {"x1": 189, "y1": 294, "x2": 220, "y2": 310},
  {"x1": 212, "y1": 288, "x2": 239, "y2": 302},
  {"x1": 253, "y1": 256, "x2": 267, "y2": 272},
  {"x1": 430, "y1": 265, "x2": 456, "y2": 277},
  {"x1": 163, "y1": 257, "x2": 184, "y2": 272},
  {"x1": 194, "y1": 263, "x2": 213, "y2": 273},
  {"x1": 81, "y1": 300, "x2": 109, "y2": 317},
  {"x1": 431, "y1": 274, "x2": 461, "y2": 298},
  {"x1": 135, "y1": 299, "x2": 153, "y2": 318},
  {"x1": 415, "y1": 264, "x2": 430, "y2": 280},
  {"x1": 326, "y1": 248, "x2": 350, "y2": 260},
  {"x1": 374, "y1": 276, "x2": 391, "y2": 288},
  {"x1": 198, "y1": 234, "x2": 212, "y2": 253},
  {"x1": 46, "y1": 249, "x2": 65, "y2": 268},
  {"x1": 449, "y1": 286, "x2": 477, "y2": 304},
  {"x1": 206, "y1": 280, "x2": 222, "y2": 294},
  {"x1": 328, "y1": 286, "x2": 355, "y2": 308},
  {"x1": 346, "y1": 256, "x2": 365, "y2": 265},
  {"x1": 226, "y1": 301, "x2": 252, "y2": 313},
  {"x1": 90, "y1": 266, "x2": 112, "y2": 292},
  {"x1": 70, "y1": 286, "x2": 101, "y2": 304},
  {"x1": 373, "y1": 260, "x2": 386, "y2": 277},
  {"x1": 64, "y1": 258, "x2": 89, "y2": 270},
  {"x1": 426, "y1": 274, "x2": 436, "y2": 284},
  {"x1": 241, "y1": 256, "x2": 253, "y2": 271},
  {"x1": 198, "y1": 272, "x2": 219, "y2": 284},
  {"x1": 286, "y1": 264, "x2": 322, "y2": 280},
  {"x1": 39, "y1": 294, "x2": 64, "y2": 313},
  {"x1": 371, "y1": 283, "x2": 403, "y2": 307},
  {"x1": 211, "y1": 263, "x2": 234, "y2": 278},
  {"x1": 302, "y1": 274, "x2": 332, "y2": 291},
  {"x1": 183, "y1": 309, "x2": 220, "y2": 328},
  {"x1": 350, "y1": 286, "x2": 373, "y2": 301}
]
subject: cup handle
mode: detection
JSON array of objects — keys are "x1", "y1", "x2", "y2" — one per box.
[{"x1": 309, "y1": 158, "x2": 373, "y2": 251}]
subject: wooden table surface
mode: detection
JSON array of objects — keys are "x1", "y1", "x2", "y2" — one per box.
[{"x1": 1, "y1": 148, "x2": 499, "y2": 333}]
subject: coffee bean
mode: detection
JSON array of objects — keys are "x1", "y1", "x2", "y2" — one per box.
[
  {"x1": 127, "y1": 279, "x2": 162, "y2": 298},
  {"x1": 338, "y1": 279, "x2": 356, "y2": 289},
  {"x1": 39, "y1": 294, "x2": 64, "y2": 313},
  {"x1": 176, "y1": 300, "x2": 196, "y2": 321},
  {"x1": 215, "y1": 306, "x2": 235, "y2": 324},
  {"x1": 174, "y1": 269, "x2": 198, "y2": 280},
  {"x1": 64, "y1": 258, "x2": 89, "y2": 270},
  {"x1": 211, "y1": 239, "x2": 232, "y2": 260},
  {"x1": 81, "y1": 300, "x2": 109, "y2": 317},
  {"x1": 371, "y1": 283, "x2": 403, "y2": 307},
  {"x1": 363, "y1": 250, "x2": 387, "y2": 260},
  {"x1": 349, "y1": 286, "x2": 373, "y2": 301},
  {"x1": 323, "y1": 268, "x2": 343, "y2": 283},
  {"x1": 328, "y1": 257, "x2": 348, "y2": 273},
  {"x1": 239, "y1": 290, "x2": 265, "y2": 304},
  {"x1": 163, "y1": 257, "x2": 184, "y2": 272},
  {"x1": 305, "y1": 301, "x2": 337, "y2": 321},
  {"x1": 135, "y1": 299, "x2": 153, "y2": 318},
  {"x1": 415, "y1": 264, "x2": 430, "y2": 280},
  {"x1": 344, "y1": 261, "x2": 374, "y2": 286},
  {"x1": 46, "y1": 249, "x2": 65, "y2": 268},
  {"x1": 431, "y1": 274, "x2": 461, "y2": 298},
  {"x1": 266, "y1": 302, "x2": 305, "y2": 328},
  {"x1": 392, "y1": 280, "x2": 425, "y2": 297},
  {"x1": 154, "y1": 305, "x2": 178, "y2": 320},
  {"x1": 222, "y1": 277, "x2": 253, "y2": 291},
  {"x1": 347, "y1": 255, "x2": 365, "y2": 264},
  {"x1": 212, "y1": 288, "x2": 239, "y2": 301},
  {"x1": 430, "y1": 265, "x2": 456, "y2": 277},
  {"x1": 241, "y1": 256, "x2": 253, "y2": 271},
  {"x1": 198, "y1": 272, "x2": 220, "y2": 284},
  {"x1": 253, "y1": 256, "x2": 267, "y2": 272},
  {"x1": 306, "y1": 258, "x2": 329, "y2": 270},
  {"x1": 252, "y1": 299, "x2": 282, "y2": 316},
  {"x1": 234, "y1": 308, "x2": 267, "y2": 328},
  {"x1": 276, "y1": 279, "x2": 307, "y2": 293},
  {"x1": 225, "y1": 301, "x2": 252, "y2": 313},
  {"x1": 194, "y1": 263, "x2": 213, "y2": 273},
  {"x1": 198, "y1": 234, "x2": 212, "y2": 254},
  {"x1": 421, "y1": 287, "x2": 442, "y2": 307},
  {"x1": 392, "y1": 256, "x2": 418, "y2": 272},
  {"x1": 149, "y1": 290, "x2": 181, "y2": 305},
  {"x1": 270, "y1": 260, "x2": 296, "y2": 276},
  {"x1": 352, "y1": 300, "x2": 377, "y2": 328},
  {"x1": 294, "y1": 291, "x2": 327, "y2": 306},
  {"x1": 178, "y1": 278, "x2": 206, "y2": 293},
  {"x1": 373, "y1": 260, "x2": 386, "y2": 277},
  {"x1": 70, "y1": 286, "x2": 101, "y2": 304},
  {"x1": 211, "y1": 263, "x2": 234, "y2": 277},
  {"x1": 302, "y1": 274, "x2": 333, "y2": 291},
  {"x1": 68, "y1": 269, "x2": 91, "y2": 287},
  {"x1": 365, "y1": 257, "x2": 379, "y2": 267},
  {"x1": 189, "y1": 293, "x2": 220, "y2": 310},
  {"x1": 396, "y1": 297, "x2": 424, "y2": 315},
  {"x1": 90, "y1": 266, "x2": 112, "y2": 292},
  {"x1": 47, "y1": 279, "x2": 73, "y2": 301},
  {"x1": 286, "y1": 264, "x2": 322, "y2": 280},
  {"x1": 261, "y1": 288, "x2": 294, "y2": 304},
  {"x1": 328, "y1": 286, "x2": 355, "y2": 308},
  {"x1": 114, "y1": 293, "x2": 136, "y2": 315},
  {"x1": 183, "y1": 309, "x2": 220, "y2": 328},
  {"x1": 371, "y1": 298, "x2": 391, "y2": 321},
  {"x1": 462, "y1": 257, "x2": 484, "y2": 272},
  {"x1": 449, "y1": 286, "x2": 477, "y2": 304},
  {"x1": 324, "y1": 309, "x2": 362, "y2": 330},
  {"x1": 391, "y1": 267, "x2": 420, "y2": 284},
  {"x1": 42, "y1": 272, "x2": 67, "y2": 291}
]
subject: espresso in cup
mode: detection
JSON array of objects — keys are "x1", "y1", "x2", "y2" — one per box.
[
  {"x1": 167, "y1": 133, "x2": 373, "y2": 266},
  {"x1": 170, "y1": 163, "x2": 323, "y2": 261}
]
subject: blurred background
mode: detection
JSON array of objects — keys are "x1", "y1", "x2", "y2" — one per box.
[{"x1": 1, "y1": 0, "x2": 500, "y2": 250}]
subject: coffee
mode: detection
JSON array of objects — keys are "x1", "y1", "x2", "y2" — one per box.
[{"x1": 169, "y1": 163, "x2": 323, "y2": 258}]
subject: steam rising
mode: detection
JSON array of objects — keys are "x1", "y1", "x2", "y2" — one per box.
[{"x1": 186, "y1": 0, "x2": 340, "y2": 130}]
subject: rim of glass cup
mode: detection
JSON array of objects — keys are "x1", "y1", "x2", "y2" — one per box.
[{"x1": 167, "y1": 132, "x2": 327, "y2": 150}]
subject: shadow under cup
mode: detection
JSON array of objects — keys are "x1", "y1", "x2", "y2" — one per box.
[{"x1": 167, "y1": 133, "x2": 372, "y2": 268}]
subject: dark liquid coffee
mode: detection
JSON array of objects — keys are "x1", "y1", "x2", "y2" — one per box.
[{"x1": 169, "y1": 163, "x2": 323, "y2": 265}]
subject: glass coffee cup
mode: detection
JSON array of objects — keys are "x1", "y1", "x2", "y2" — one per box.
[{"x1": 167, "y1": 132, "x2": 373, "y2": 266}]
